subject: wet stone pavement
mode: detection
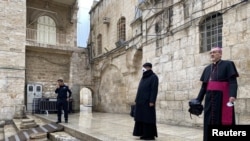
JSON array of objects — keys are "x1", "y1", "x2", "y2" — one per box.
[{"x1": 33, "y1": 107, "x2": 203, "y2": 141}]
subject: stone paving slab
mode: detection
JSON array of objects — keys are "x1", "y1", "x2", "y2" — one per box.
[
  {"x1": 1, "y1": 114, "x2": 81, "y2": 141},
  {"x1": 5, "y1": 122, "x2": 64, "y2": 141},
  {"x1": 3, "y1": 124, "x2": 17, "y2": 141},
  {"x1": 49, "y1": 131, "x2": 80, "y2": 141},
  {"x1": 34, "y1": 111, "x2": 203, "y2": 141}
]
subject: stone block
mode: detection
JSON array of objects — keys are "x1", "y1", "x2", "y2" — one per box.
[
  {"x1": 49, "y1": 132, "x2": 80, "y2": 141},
  {"x1": 30, "y1": 132, "x2": 47, "y2": 139},
  {"x1": 20, "y1": 122, "x2": 38, "y2": 129},
  {"x1": 21, "y1": 119, "x2": 35, "y2": 123}
]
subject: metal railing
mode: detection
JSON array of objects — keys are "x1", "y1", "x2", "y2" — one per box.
[
  {"x1": 26, "y1": 28, "x2": 74, "y2": 47},
  {"x1": 32, "y1": 98, "x2": 73, "y2": 114}
]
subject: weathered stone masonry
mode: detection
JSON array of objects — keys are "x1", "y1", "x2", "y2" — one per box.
[
  {"x1": 88, "y1": 0, "x2": 250, "y2": 127},
  {"x1": 1, "y1": 0, "x2": 250, "y2": 129},
  {"x1": 0, "y1": 0, "x2": 26, "y2": 120},
  {"x1": 0, "y1": 0, "x2": 91, "y2": 120}
]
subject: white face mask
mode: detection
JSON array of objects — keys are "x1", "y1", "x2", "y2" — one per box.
[{"x1": 142, "y1": 67, "x2": 147, "y2": 72}]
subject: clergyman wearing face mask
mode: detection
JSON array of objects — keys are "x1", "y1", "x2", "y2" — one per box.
[{"x1": 133, "y1": 62, "x2": 159, "y2": 140}]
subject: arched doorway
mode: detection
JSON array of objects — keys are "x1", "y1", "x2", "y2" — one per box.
[{"x1": 80, "y1": 87, "x2": 92, "y2": 112}]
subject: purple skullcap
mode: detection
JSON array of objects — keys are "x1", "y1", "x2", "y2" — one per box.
[
  {"x1": 212, "y1": 46, "x2": 222, "y2": 50},
  {"x1": 211, "y1": 46, "x2": 222, "y2": 52}
]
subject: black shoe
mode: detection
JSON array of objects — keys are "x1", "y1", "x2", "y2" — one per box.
[
  {"x1": 56, "y1": 121, "x2": 61, "y2": 124},
  {"x1": 65, "y1": 120, "x2": 68, "y2": 123}
]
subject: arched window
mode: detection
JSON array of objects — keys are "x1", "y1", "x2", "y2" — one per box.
[
  {"x1": 117, "y1": 17, "x2": 126, "y2": 41},
  {"x1": 37, "y1": 16, "x2": 56, "y2": 45},
  {"x1": 97, "y1": 34, "x2": 102, "y2": 55},
  {"x1": 200, "y1": 13, "x2": 223, "y2": 52}
]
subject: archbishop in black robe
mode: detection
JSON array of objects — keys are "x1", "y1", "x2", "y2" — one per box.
[
  {"x1": 133, "y1": 69, "x2": 159, "y2": 140},
  {"x1": 196, "y1": 60, "x2": 239, "y2": 141}
]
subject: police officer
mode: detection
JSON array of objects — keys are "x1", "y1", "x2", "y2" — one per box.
[{"x1": 55, "y1": 79, "x2": 72, "y2": 123}]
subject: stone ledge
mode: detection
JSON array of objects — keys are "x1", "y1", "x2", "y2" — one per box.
[
  {"x1": 49, "y1": 131, "x2": 80, "y2": 141},
  {"x1": 3, "y1": 124, "x2": 18, "y2": 139}
]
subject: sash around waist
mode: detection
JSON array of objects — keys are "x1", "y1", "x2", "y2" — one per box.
[
  {"x1": 207, "y1": 81, "x2": 229, "y2": 91},
  {"x1": 206, "y1": 81, "x2": 233, "y2": 125}
]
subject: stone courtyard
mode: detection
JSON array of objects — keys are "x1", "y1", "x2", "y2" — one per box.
[
  {"x1": 0, "y1": 107, "x2": 203, "y2": 141},
  {"x1": 1, "y1": 0, "x2": 250, "y2": 141}
]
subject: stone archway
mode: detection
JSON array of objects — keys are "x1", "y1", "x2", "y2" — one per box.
[
  {"x1": 80, "y1": 87, "x2": 92, "y2": 112},
  {"x1": 97, "y1": 64, "x2": 126, "y2": 113}
]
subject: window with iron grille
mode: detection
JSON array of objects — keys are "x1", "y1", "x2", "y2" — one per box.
[
  {"x1": 97, "y1": 34, "x2": 102, "y2": 55},
  {"x1": 117, "y1": 17, "x2": 126, "y2": 41},
  {"x1": 200, "y1": 13, "x2": 223, "y2": 53}
]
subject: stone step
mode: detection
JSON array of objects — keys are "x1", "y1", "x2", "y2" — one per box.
[
  {"x1": 29, "y1": 132, "x2": 49, "y2": 141},
  {"x1": 5, "y1": 122, "x2": 63, "y2": 141},
  {"x1": 3, "y1": 122, "x2": 18, "y2": 140},
  {"x1": 49, "y1": 131, "x2": 80, "y2": 141},
  {"x1": 34, "y1": 114, "x2": 100, "y2": 141},
  {"x1": 4, "y1": 115, "x2": 80, "y2": 141},
  {"x1": 0, "y1": 128, "x2": 4, "y2": 140},
  {"x1": 1, "y1": 114, "x2": 81, "y2": 141},
  {"x1": 13, "y1": 115, "x2": 47, "y2": 131}
]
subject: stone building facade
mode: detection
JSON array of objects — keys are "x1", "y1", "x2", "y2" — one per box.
[
  {"x1": 0, "y1": 0, "x2": 26, "y2": 120},
  {"x1": 88, "y1": 0, "x2": 143, "y2": 114},
  {"x1": 88, "y1": 0, "x2": 250, "y2": 127},
  {"x1": 1, "y1": 0, "x2": 250, "y2": 129},
  {"x1": 0, "y1": 0, "x2": 91, "y2": 120}
]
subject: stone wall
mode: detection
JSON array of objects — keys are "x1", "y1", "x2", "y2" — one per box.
[
  {"x1": 90, "y1": 47, "x2": 143, "y2": 113},
  {"x1": 0, "y1": 0, "x2": 26, "y2": 120},
  {"x1": 89, "y1": 0, "x2": 138, "y2": 55},
  {"x1": 89, "y1": 0, "x2": 250, "y2": 127},
  {"x1": 27, "y1": 0, "x2": 77, "y2": 47},
  {"x1": 69, "y1": 49, "x2": 92, "y2": 112},
  {"x1": 24, "y1": 0, "x2": 89, "y2": 113},
  {"x1": 25, "y1": 48, "x2": 71, "y2": 98},
  {"x1": 89, "y1": 0, "x2": 141, "y2": 113},
  {"x1": 25, "y1": 47, "x2": 90, "y2": 113},
  {"x1": 140, "y1": 0, "x2": 250, "y2": 126},
  {"x1": 217, "y1": 1, "x2": 250, "y2": 125},
  {"x1": 0, "y1": 0, "x2": 89, "y2": 119}
]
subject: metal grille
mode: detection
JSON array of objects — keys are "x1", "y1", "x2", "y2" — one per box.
[
  {"x1": 200, "y1": 12, "x2": 223, "y2": 52},
  {"x1": 32, "y1": 98, "x2": 73, "y2": 114},
  {"x1": 26, "y1": 28, "x2": 73, "y2": 47},
  {"x1": 97, "y1": 34, "x2": 102, "y2": 55},
  {"x1": 117, "y1": 17, "x2": 126, "y2": 41},
  {"x1": 39, "y1": 98, "x2": 58, "y2": 113}
]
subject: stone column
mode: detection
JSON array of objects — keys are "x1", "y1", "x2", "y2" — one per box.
[{"x1": 71, "y1": 84, "x2": 80, "y2": 112}]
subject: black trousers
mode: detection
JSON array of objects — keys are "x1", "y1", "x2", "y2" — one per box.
[{"x1": 56, "y1": 99, "x2": 68, "y2": 121}]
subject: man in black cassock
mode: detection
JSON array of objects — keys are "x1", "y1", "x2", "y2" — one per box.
[
  {"x1": 196, "y1": 47, "x2": 239, "y2": 141},
  {"x1": 133, "y1": 62, "x2": 159, "y2": 140}
]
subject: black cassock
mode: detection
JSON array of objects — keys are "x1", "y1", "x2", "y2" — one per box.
[
  {"x1": 133, "y1": 70, "x2": 159, "y2": 139},
  {"x1": 196, "y1": 60, "x2": 239, "y2": 141}
]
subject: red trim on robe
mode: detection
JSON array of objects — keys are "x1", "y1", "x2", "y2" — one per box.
[{"x1": 207, "y1": 81, "x2": 233, "y2": 125}]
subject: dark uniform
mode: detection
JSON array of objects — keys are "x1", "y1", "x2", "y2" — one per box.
[{"x1": 55, "y1": 84, "x2": 72, "y2": 123}]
